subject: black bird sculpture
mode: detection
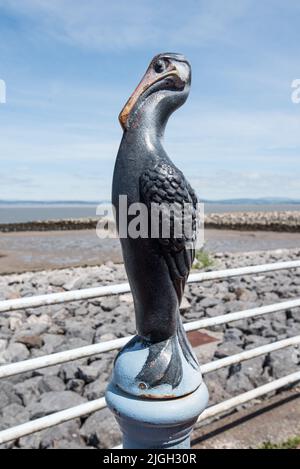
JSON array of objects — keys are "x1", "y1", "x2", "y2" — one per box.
[{"x1": 112, "y1": 53, "x2": 203, "y2": 398}]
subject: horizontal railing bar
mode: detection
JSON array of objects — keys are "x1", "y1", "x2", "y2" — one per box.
[
  {"x1": 1, "y1": 260, "x2": 300, "y2": 314},
  {"x1": 200, "y1": 335, "x2": 300, "y2": 374},
  {"x1": 0, "y1": 398, "x2": 106, "y2": 446},
  {"x1": 1, "y1": 298, "x2": 300, "y2": 379},
  {"x1": 0, "y1": 336, "x2": 133, "y2": 379},
  {"x1": 0, "y1": 261, "x2": 298, "y2": 447},
  {"x1": 2, "y1": 371, "x2": 300, "y2": 446},
  {"x1": 184, "y1": 298, "x2": 300, "y2": 332},
  {"x1": 188, "y1": 260, "x2": 300, "y2": 284},
  {"x1": 0, "y1": 283, "x2": 131, "y2": 314},
  {"x1": 197, "y1": 370, "x2": 300, "y2": 424}
]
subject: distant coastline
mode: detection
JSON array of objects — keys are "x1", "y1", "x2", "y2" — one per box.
[
  {"x1": 1, "y1": 199, "x2": 300, "y2": 225},
  {"x1": 1, "y1": 197, "x2": 300, "y2": 206},
  {"x1": 1, "y1": 210, "x2": 300, "y2": 233}
]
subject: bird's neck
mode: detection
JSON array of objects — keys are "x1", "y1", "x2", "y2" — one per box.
[{"x1": 124, "y1": 99, "x2": 170, "y2": 154}]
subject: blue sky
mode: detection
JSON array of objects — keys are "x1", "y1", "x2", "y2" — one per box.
[{"x1": 0, "y1": 0, "x2": 299, "y2": 201}]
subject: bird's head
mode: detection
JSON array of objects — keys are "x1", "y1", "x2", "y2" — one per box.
[{"x1": 119, "y1": 53, "x2": 191, "y2": 131}]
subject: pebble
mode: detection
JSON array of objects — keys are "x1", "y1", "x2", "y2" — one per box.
[
  {"x1": 27, "y1": 391, "x2": 86, "y2": 419},
  {"x1": 0, "y1": 248, "x2": 299, "y2": 449}
]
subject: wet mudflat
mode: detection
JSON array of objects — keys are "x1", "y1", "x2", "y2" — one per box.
[{"x1": 0, "y1": 228, "x2": 300, "y2": 274}]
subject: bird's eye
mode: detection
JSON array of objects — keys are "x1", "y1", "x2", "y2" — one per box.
[{"x1": 154, "y1": 59, "x2": 167, "y2": 74}]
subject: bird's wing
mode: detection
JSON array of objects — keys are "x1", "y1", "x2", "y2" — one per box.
[{"x1": 140, "y1": 161, "x2": 199, "y2": 303}]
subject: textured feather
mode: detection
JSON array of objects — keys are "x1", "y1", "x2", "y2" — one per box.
[
  {"x1": 136, "y1": 336, "x2": 182, "y2": 389},
  {"x1": 139, "y1": 161, "x2": 200, "y2": 374},
  {"x1": 140, "y1": 161, "x2": 199, "y2": 303}
]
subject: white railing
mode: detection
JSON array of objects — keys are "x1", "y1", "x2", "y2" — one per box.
[
  {"x1": 0, "y1": 260, "x2": 299, "y2": 447},
  {"x1": 1, "y1": 260, "x2": 300, "y2": 314},
  {"x1": 1, "y1": 299, "x2": 300, "y2": 380}
]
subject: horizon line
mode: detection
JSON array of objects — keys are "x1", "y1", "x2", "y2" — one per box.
[{"x1": 1, "y1": 197, "x2": 300, "y2": 205}]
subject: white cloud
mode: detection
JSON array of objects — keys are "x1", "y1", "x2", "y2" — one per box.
[
  {"x1": 0, "y1": 132, "x2": 119, "y2": 163},
  {"x1": 0, "y1": 0, "x2": 251, "y2": 50},
  {"x1": 165, "y1": 108, "x2": 300, "y2": 199},
  {"x1": 190, "y1": 170, "x2": 300, "y2": 200},
  {"x1": 1, "y1": 105, "x2": 299, "y2": 200},
  {"x1": 1, "y1": 0, "x2": 299, "y2": 200},
  {"x1": 166, "y1": 108, "x2": 300, "y2": 159},
  {"x1": 169, "y1": 0, "x2": 252, "y2": 46}
]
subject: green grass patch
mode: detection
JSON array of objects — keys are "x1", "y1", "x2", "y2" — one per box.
[
  {"x1": 193, "y1": 249, "x2": 214, "y2": 270},
  {"x1": 260, "y1": 436, "x2": 300, "y2": 449}
]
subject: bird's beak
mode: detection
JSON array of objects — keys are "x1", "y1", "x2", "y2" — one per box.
[{"x1": 119, "y1": 64, "x2": 181, "y2": 130}]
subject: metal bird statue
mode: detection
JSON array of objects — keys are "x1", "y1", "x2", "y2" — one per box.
[{"x1": 111, "y1": 53, "x2": 204, "y2": 399}]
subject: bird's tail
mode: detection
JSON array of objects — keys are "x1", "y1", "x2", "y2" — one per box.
[
  {"x1": 176, "y1": 309, "x2": 199, "y2": 371},
  {"x1": 136, "y1": 333, "x2": 182, "y2": 389},
  {"x1": 136, "y1": 309, "x2": 199, "y2": 390}
]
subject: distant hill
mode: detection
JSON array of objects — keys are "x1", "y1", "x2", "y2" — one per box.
[
  {"x1": 0, "y1": 198, "x2": 300, "y2": 206},
  {"x1": 0, "y1": 200, "x2": 108, "y2": 206},
  {"x1": 202, "y1": 198, "x2": 300, "y2": 205}
]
